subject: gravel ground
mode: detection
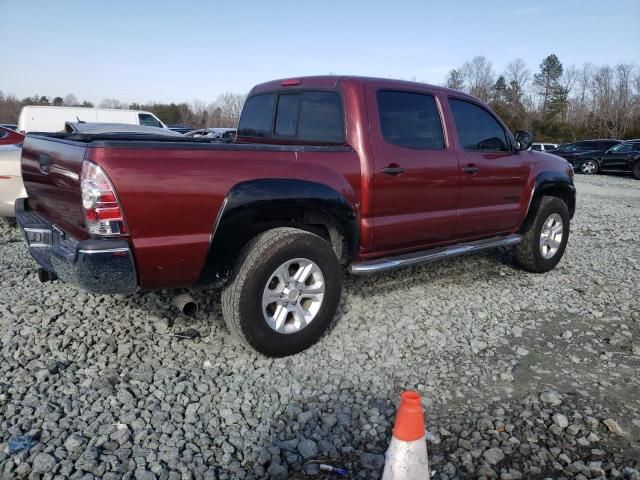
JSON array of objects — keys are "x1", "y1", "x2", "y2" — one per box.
[{"x1": 1, "y1": 174, "x2": 639, "y2": 479}]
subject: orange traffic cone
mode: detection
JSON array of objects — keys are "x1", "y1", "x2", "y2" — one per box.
[{"x1": 382, "y1": 391, "x2": 430, "y2": 479}]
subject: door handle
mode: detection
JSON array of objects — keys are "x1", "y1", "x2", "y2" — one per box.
[
  {"x1": 382, "y1": 166, "x2": 406, "y2": 175},
  {"x1": 462, "y1": 165, "x2": 479, "y2": 174}
]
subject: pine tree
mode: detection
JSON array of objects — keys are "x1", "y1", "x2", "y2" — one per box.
[
  {"x1": 533, "y1": 54, "x2": 563, "y2": 118},
  {"x1": 492, "y1": 76, "x2": 508, "y2": 103},
  {"x1": 445, "y1": 69, "x2": 465, "y2": 91}
]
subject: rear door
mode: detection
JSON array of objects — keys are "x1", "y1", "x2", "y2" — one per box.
[
  {"x1": 366, "y1": 84, "x2": 460, "y2": 252},
  {"x1": 447, "y1": 97, "x2": 528, "y2": 238}
]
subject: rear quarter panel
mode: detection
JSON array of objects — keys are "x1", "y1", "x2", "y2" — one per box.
[{"x1": 88, "y1": 145, "x2": 361, "y2": 289}]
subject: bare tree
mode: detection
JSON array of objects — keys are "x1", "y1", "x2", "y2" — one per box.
[
  {"x1": 505, "y1": 58, "x2": 531, "y2": 91},
  {"x1": 63, "y1": 94, "x2": 79, "y2": 106},
  {"x1": 0, "y1": 91, "x2": 22, "y2": 123},
  {"x1": 591, "y1": 65, "x2": 616, "y2": 137},
  {"x1": 459, "y1": 56, "x2": 495, "y2": 102},
  {"x1": 99, "y1": 98, "x2": 128, "y2": 109},
  {"x1": 208, "y1": 92, "x2": 246, "y2": 127}
]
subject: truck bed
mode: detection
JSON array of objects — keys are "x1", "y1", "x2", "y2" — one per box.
[{"x1": 20, "y1": 133, "x2": 360, "y2": 289}]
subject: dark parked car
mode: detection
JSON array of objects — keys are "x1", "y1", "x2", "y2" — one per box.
[
  {"x1": 577, "y1": 140, "x2": 640, "y2": 178},
  {"x1": 551, "y1": 139, "x2": 621, "y2": 169}
]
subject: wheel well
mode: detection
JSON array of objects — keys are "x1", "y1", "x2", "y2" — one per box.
[
  {"x1": 543, "y1": 186, "x2": 575, "y2": 217},
  {"x1": 251, "y1": 205, "x2": 347, "y2": 262},
  {"x1": 520, "y1": 183, "x2": 576, "y2": 234},
  {"x1": 199, "y1": 204, "x2": 354, "y2": 286}
]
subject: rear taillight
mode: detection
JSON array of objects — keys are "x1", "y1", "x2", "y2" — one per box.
[{"x1": 81, "y1": 161, "x2": 128, "y2": 236}]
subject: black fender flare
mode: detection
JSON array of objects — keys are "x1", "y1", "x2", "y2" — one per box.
[
  {"x1": 519, "y1": 171, "x2": 576, "y2": 233},
  {"x1": 199, "y1": 178, "x2": 358, "y2": 285}
]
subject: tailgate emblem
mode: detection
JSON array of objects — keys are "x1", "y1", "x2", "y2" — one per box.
[{"x1": 38, "y1": 154, "x2": 52, "y2": 174}]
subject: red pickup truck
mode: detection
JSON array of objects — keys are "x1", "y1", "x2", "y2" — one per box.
[{"x1": 16, "y1": 76, "x2": 575, "y2": 356}]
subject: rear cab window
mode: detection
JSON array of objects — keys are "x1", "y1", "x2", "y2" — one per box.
[{"x1": 238, "y1": 90, "x2": 345, "y2": 144}]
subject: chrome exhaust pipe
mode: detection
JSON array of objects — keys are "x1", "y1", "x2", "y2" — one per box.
[
  {"x1": 37, "y1": 268, "x2": 57, "y2": 283},
  {"x1": 173, "y1": 293, "x2": 198, "y2": 316}
]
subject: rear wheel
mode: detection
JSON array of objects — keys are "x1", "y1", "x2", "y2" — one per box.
[
  {"x1": 580, "y1": 159, "x2": 599, "y2": 175},
  {"x1": 632, "y1": 161, "x2": 640, "y2": 180},
  {"x1": 221, "y1": 227, "x2": 342, "y2": 357},
  {"x1": 513, "y1": 196, "x2": 570, "y2": 273}
]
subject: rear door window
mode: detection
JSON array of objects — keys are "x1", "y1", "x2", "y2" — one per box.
[
  {"x1": 532, "y1": 144, "x2": 542, "y2": 151},
  {"x1": 376, "y1": 90, "x2": 444, "y2": 150},
  {"x1": 449, "y1": 98, "x2": 509, "y2": 151}
]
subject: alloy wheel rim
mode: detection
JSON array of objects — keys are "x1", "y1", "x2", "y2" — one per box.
[
  {"x1": 540, "y1": 213, "x2": 563, "y2": 259},
  {"x1": 262, "y1": 258, "x2": 325, "y2": 334},
  {"x1": 582, "y1": 161, "x2": 596, "y2": 174}
]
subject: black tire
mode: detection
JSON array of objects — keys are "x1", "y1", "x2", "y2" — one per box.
[
  {"x1": 632, "y1": 160, "x2": 640, "y2": 180},
  {"x1": 221, "y1": 227, "x2": 342, "y2": 357},
  {"x1": 513, "y1": 196, "x2": 570, "y2": 273},
  {"x1": 580, "y1": 159, "x2": 599, "y2": 175}
]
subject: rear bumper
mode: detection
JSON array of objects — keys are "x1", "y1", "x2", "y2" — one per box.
[{"x1": 15, "y1": 198, "x2": 138, "y2": 294}]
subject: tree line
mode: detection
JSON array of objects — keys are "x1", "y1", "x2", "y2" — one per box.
[
  {"x1": 445, "y1": 54, "x2": 640, "y2": 141},
  {"x1": 2, "y1": 53, "x2": 639, "y2": 142},
  {"x1": 0, "y1": 91, "x2": 246, "y2": 128}
]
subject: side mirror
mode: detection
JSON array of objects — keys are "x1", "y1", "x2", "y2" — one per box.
[{"x1": 514, "y1": 130, "x2": 533, "y2": 151}]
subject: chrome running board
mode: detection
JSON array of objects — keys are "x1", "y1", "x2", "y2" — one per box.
[{"x1": 349, "y1": 234, "x2": 522, "y2": 275}]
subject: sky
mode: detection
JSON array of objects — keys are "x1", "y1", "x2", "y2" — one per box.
[{"x1": 1, "y1": 0, "x2": 639, "y2": 105}]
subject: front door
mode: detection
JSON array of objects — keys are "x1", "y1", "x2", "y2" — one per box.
[
  {"x1": 447, "y1": 97, "x2": 528, "y2": 238},
  {"x1": 366, "y1": 85, "x2": 460, "y2": 252},
  {"x1": 601, "y1": 143, "x2": 634, "y2": 171}
]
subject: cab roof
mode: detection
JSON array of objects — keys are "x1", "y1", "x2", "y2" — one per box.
[{"x1": 250, "y1": 75, "x2": 476, "y2": 100}]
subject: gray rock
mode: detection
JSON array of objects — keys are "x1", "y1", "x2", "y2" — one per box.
[
  {"x1": 33, "y1": 452, "x2": 56, "y2": 473},
  {"x1": 64, "y1": 433, "x2": 87, "y2": 452},
  {"x1": 267, "y1": 462, "x2": 288, "y2": 480},
  {"x1": 552, "y1": 413, "x2": 569, "y2": 429},
  {"x1": 298, "y1": 439, "x2": 318, "y2": 459},
  {"x1": 185, "y1": 403, "x2": 199, "y2": 423},
  {"x1": 540, "y1": 389, "x2": 563, "y2": 406},
  {"x1": 603, "y1": 418, "x2": 625, "y2": 435},
  {"x1": 360, "y1": 452, "x2": 385, "y2": 470},
  {"x1": 297, "y1": 411, "x2": 314, "y2": 425},
  {"x1": 482, "y1": 447, "x2": 505, "y2": 465}
]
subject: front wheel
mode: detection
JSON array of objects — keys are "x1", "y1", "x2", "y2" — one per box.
[
  {"x1": 513, "y1": 196, "x2": 570, "y2": 273},
  {"x1": 221, "y1": 227, "x2": 342, "y2": 357},
  {"x1": 580, "y1": 159, "x2": 599, "y2": 175}
]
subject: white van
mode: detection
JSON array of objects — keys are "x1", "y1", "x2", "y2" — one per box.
[{"x1": 18, "y1": 106, "x2": 166, "y2": 133}]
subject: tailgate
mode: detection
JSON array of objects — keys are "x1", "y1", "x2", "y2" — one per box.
[{"x1": 21, "y1": 135, "x2": 88, "y2": 239}]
